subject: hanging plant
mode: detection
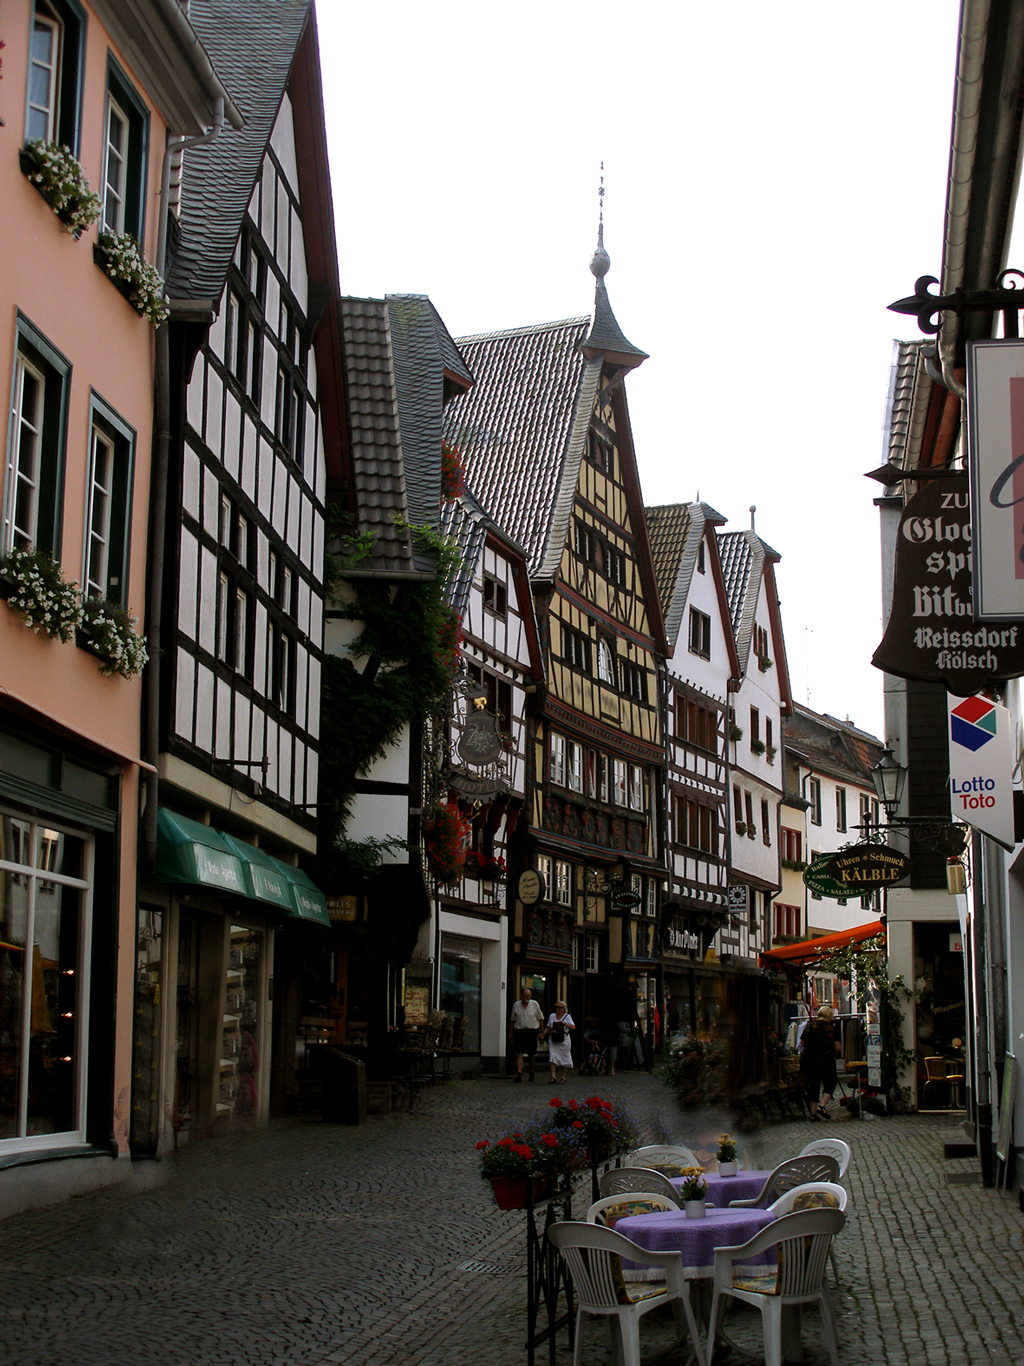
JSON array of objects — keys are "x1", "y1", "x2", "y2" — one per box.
[
  {"x1": 79, "y1": 597, "x2": 148, "y2": 678},
  {"x1": 440, "y1": 440, "x2": 465, "y2": 502},
  {"x1": 96, "y1": 232, "x2": 169, "y2": 324},
  {"x1": 423, "y1": 802, "x2": 470, "y2": 884},
  {"x1": 20, "y1": 140, "x2": 101, "y2": 237},
  {"x1": 0, "y1": 545, "x2": 82, "y2": 641}
]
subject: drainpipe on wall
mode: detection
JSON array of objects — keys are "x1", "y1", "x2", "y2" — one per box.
[
  {"x1": 142, "y1": 104, "x2": 225, "y2": 871},
  {"x1": 972, "y1": 830, "x2": 995, "y2": 1185}
]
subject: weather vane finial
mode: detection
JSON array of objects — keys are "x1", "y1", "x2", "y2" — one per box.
[{"x1": 591, "y1": 160, "x2": 610, "y2": 281}]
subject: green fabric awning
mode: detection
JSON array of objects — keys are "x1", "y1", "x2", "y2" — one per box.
[
  {"x1": 155, "y1": 809, "x2": 248, "y2": 896},
  {"x1": 155, "y1": 809, "x2": 329, "y2": 927}
]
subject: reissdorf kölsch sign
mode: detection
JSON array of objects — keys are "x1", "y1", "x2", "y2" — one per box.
[
  {"x1": 824, "y1": 846, "x2": 912, "y2": 890},
  {"x1": 872, "y1": 476, "x2": 1024, "y2": 694}
]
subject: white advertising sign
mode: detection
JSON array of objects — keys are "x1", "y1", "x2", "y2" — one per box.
[
  {"x1": 946, "y1": 693, "x2": 1015, "y2": 848},
  {"x1": 968, "y1": 338, "x2": 1024, "y2": 618}
]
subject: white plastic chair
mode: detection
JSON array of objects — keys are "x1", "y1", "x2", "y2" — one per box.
[
  {"x1": 768, "y1": 1181, "x2": 848, "y2": 1287},
  {"x1": 587, "y1": 1193, "x2": 680, "y2": 1226},
  {"x1": 600, "y1": 1167, "x2": 682, "y2": 1206},
  {"x1": 548, "y1": 1221, "x2": 707, "y2": 1366},
  {"x1": 706, "y1": 1208, "x2": 845, "y2": 1366},
  {"x1": 727, "y1": 1154, "x2": 840, "y2": 1207},
  {"x1": 798, "y1": 1137, "x2": 851, "y2": 1179},
  {"x1": 625, "y1": 1143, "x2": 699, "y2": 1174}
]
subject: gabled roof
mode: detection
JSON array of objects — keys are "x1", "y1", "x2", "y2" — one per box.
[
  {"x1": 166, "y1": 0, "x2": 309, "y2": 302},
  {"x1": 443, "y1": 317, "x2": 597, "y2": 572},
  {"x1": 340, "y1": 295, "x2": 473, "y2": 579},
  {"x1": 785, "y1": 704, "x2": 884, "y2": 786},
  {"x1": 646, "y1": 501, "x2": 730, "y2": 653},
  {"x1": 717, "y1": 528, "x2": 791, "y2": 712}
]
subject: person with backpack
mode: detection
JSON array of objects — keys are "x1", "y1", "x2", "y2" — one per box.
[{"x1": 544, "y1": 1001, "x2": 575, "y2": 1084}]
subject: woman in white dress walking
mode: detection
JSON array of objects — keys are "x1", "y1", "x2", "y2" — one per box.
[{"x1": 544, "y1": 1001, "x2": 575, "y2": 1083}]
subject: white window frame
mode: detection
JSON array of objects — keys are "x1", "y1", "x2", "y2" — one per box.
[
  {"x1": 5, "y1": 354, "x2": 45, "y2": 554},
  {"x1": 567, "y1": 741, "x2": 583, "y2": 794},
  {"x1": 27, "y1": 9, "x2": 62, "y2": 143},
  {"x1": 216, "y1": 571, "x2": 230, "y2": 662},
  {"x1": 554, "y1": 860, "x2": 572, "y2": 906},
  {"x1": 597, "y1": 640, "x2": 615, "y2": 685},
  {"x1": 571, "y1": 934, "x2": 580, "y2": 971},
  {"x1": 598, "y1": 755, "x2": 610, "y2": 804},
  {"x1": 646, "y1": 879, "x2": 658, "y2": 918},
  {"x1": 549, "y1": 734, "x2": 566, "y2": 788},
  {"x1": 536, "y1": 855, "x2": 553, "y2": 902},
  {"x1": 83, "y1": 422, "x2": 114, "y2": 599},
  {"x1": 808, "y1": 777, "x2": 822, "y2": 826},
  {"x1": 628, "y1": 764, "x2": 644, "y2": 812},
  {"x1": 585, "y1": 934, "x2": 598, "y2": 973},
  {"x1": 102, "y1": 91, "x2": 129, "y2": 235},
  {"x1": 836, "y1": 787, "x2": 847, "y2": 833},
  {"x1": 0, "y1": 810, "x2": 93, "y2": 1153},
  {"x1": 612, "y1": 760, "x2": 627, "y2": 807}
]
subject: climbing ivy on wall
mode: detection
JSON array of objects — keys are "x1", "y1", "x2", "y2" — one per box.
[{"x1": 311, "y1": 523, "x2": 463, "y2": 890}]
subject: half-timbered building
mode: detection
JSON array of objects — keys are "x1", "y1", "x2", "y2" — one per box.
[
  {"x1": 445, "y1": 239, "x2": 668, "y2": 1055},
  {"x1": 645, "y1": 502, "x2": 738, "y2": 1035},
  {"x1": 135, "y1": 0, "x2": 337, "y2": 1150},
  {"x1": 717, "y1": 526, "x2": 793, "y2": 966},
  {"x1": 435, "y1": 495, "x2": 543, "y2": 1071}
]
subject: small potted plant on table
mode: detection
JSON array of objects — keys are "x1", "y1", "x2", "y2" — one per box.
[
  {"x1": 678, "y1": 1167, "x2": 709, "y2": 1218},
  {"x1": 716, "y1": 1133, "x2": 738, "y2": 1178}
]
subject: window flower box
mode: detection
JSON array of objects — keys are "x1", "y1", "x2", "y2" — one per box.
[
  {"x1": 749, "y1": 739, "x2": 766, "y2": 756},
  {"x1": 20, "y1": 141, "x2": 101, "y2": 237},
  {"x1": 79, "y1": 597, "x2": 148, "y2": 679},
  {"x1": 94, "y1": 233, "x2": 169, "y2": 325},
  {"x1": 0, "y1": 546, "x2": 82, "y2": 641},
  {"x1": 728, "y1": 724, "x2": 743, "y2": 743},
  {"x1": 757, "y1": 654, "x2": 773, "y2": 672}
]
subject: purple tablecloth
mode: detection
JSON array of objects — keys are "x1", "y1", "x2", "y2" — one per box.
[
  {"x1": 615, "y1": 1207, "x2": 777, "y2": 1281},
  {"x1": 669, "y1": 1169, "x2": 772, "y2": 1207}
]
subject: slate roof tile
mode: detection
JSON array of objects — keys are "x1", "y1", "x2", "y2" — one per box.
[
  {"x1": 166, "y1": 0, "x2": 309, "y2": 301},
  {"x1": 443, "y1": 317, "x2": 599, "y2": 571}
]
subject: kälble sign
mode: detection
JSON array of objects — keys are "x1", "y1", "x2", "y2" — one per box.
[
  {"x1": 946, "y1": 693, "x2": 1015, "y2": 849},
  {"x1": 872, "y1": 476, "x2": 1024, "y2": 694},
  {"x1": 823, "y1": 847, "x2": 911, "y2": 889}
]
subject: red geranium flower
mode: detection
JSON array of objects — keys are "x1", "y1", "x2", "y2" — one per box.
[
  {"x1": 475, "y1": 1140, "x2": 490, "y2": 1150},
  {"x1": 549, "y1": 1098, "x2": 562, "y2": 1107},
  {"x1": 572, "y1": 1120, "x2": 583, "y2": 1129}
]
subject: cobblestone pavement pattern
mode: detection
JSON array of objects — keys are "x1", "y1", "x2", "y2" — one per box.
[{"x1": 1, "y1": 1073, "x2": 1022, "y2": 1365}]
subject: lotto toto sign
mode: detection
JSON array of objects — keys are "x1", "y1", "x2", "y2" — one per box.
[{"x1": 823, "y1": 846, "x2": 911, "y2": 890}]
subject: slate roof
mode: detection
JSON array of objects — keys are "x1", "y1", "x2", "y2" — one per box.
[
  {"x1": 443, "y1": 317, "x2": 602, "y2": 574},
  {"x1": 882, "y1": 339, "x2": 932, "y2": 476},
  {"x1": 583, "y1": 277, "x2": 648, "y2": 363},
  {"x1": 647, "y1": 502, "x2": 731, "y2": 655},
  {"x1": 785, "y1": 703, "x2": 884, "y2": 787},
  {"x1": 166, "y1": 0, "x2": 310, "y2": 301},
  {"x1": 340, "y1": 295, "x2": 472, "y2": 579},
  {"x1": 716, "y1": 528, "x2": 780, "y2": 673},
  {"x1": 439, "y1": 491, "x2": 490, "y2": 620}
]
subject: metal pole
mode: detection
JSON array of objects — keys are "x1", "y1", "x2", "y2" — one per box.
[{"x1": 972, "y1": 831, "x2": 994, "y2": 1186}]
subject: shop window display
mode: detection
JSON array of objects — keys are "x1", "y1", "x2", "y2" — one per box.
[
  {"x1": 0, "y1": 813, "x2": 89, "y2": 1145},
  {"x1": 441, "y1": 934, "x2": 481, "y2": 1053},
  {"x1": 221, "y1": 926, "x2": 263, "y2": 1125}
]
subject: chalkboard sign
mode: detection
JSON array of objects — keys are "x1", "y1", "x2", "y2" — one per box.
[{"x1": 996, "y1": 1051, "x2": 1016, "y2": 1165}]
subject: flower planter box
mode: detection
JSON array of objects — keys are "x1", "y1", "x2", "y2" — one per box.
[
  {"x1": 19, "y1": 145, "x2": 99, "y2": 238},
  {"x1": 489, "y1": 1175, "x2": 554, "y2": 1210}
]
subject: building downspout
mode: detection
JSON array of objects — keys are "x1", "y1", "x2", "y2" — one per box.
[{"x1": 143, "y1": 104, "x2": 225, "y2": 871}]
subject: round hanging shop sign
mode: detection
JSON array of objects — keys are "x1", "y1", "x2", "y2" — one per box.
[
  {"x1": 824, "y1": 846, "x2": 911, "y2": 891},
  {"x1": 802, "y1": 855, "x2": 855, "y2": 901},
  {"x1": 518, "y1": 869, "x2": 545, "y2": 905}
]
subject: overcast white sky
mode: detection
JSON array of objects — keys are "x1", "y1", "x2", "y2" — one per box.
[{"x1": 318, "y1": 1, "x2": 963, "y2": 741}]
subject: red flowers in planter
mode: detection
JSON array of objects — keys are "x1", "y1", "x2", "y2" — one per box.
[
  {"x1": 441, "y1": 440, "x2": 465, "y2": 502},
  {"x1": 424, "y1": 801, "x2": 471, "y2": 884}
]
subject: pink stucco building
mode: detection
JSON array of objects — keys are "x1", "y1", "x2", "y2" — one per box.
[{"x1": 0, "y1": 0, "x2": 235, "y2": 1216}]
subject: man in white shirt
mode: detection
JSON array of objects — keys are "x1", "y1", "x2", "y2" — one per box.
[{"x1": 509, "y1": 987, "x2": 544, "y2": 1082}]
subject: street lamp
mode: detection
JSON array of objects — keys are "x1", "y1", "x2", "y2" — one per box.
[{"x1": 871, "y1": 748, "x2": 907, "y2": 820}]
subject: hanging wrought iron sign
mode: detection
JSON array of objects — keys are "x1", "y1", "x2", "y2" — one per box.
[
  {"x1": 823, "y1": 846, "x2": 911, "y2": 890},
  {"x1": 449, "y1": 684, "x2": 509, "y2": 802},
  {"x1": 871, "y1": 476, "x2": 1024, "y2": 695}
]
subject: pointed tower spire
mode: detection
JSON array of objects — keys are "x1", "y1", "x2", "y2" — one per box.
[{"x1": 581, "y1": 163, "x2": 648, "y2": 369}]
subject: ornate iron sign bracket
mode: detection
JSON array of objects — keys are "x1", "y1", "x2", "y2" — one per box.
[{"x1": 889, "y1": 270, "x2": 1024, "y2": 335}]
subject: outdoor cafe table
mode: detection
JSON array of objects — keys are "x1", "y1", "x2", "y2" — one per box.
[
  {"x1": 614, "y1": 1206, "x2": 777, "y2": 1282},
  {"x1": 669, "y1": 1170, "x2": 772, "y2": 1207}
]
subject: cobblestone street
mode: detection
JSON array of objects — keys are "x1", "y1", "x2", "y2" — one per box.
[{"x1": 1, "y1": 1072, "x2": 1022, "y2": 1366}]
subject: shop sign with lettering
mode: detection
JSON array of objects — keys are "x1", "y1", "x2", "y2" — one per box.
[
  {"x1": 947, "y1": 692, "x2": 1015, "y2": 849},
  {"x1": 967, "y1": 339, "x2": 1024, "y2": 619},
  {"x1": 823, "y1": 846, "x2": 911, "y2": 890},
  {"x1": 727, "y1": 885, "x2": 748, "y2": 912},
  {"x1": 871, "y1": 476, "x2": 1024, "y2": 695},
  {"x1": 802, "y1": 855, "x2": 855, "y2": 901},
  {"x1": 666, "y1": 926, "x2": 700, "y2": 952}
]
